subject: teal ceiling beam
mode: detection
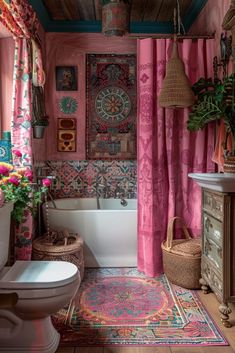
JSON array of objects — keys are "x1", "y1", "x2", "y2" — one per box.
[
  {"x1": 29, "y1": 0, "x2": 207, "y2": 34},
  {"x1": 46, "y1": 20, "x2": 102, "y2": 33},
  {"x1": 130, "y1": 22, "x2": 173, "y2": 34},
  {"x1": 45, "y1": 20, "x2": 173, "y2": 34}
]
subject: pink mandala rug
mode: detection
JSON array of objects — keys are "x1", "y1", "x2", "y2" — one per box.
[{"x1": 52, "y1": 268, "x2": 228, "y2": 347}]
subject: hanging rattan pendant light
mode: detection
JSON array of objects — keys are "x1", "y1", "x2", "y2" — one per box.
[
  {"x1": 159, "y1": 4, "x2": 194, "y2": 108},
  {"x1": 102, "y1": 0, "x2": 130, "y2": 36},
  {"x1": 159, "y1": 36, "x2": 195, "y2": 108}
]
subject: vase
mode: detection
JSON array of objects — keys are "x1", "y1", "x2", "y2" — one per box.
[
  {"x1": 224, "y1": 156, "x2": 235, "y2": 174},
  {"x1": 0, "y1": 189, "x2": 5, "y2": 207},
  {"x1": 0, "y1": 202, "x2": 14, "y2": 266},
  {"x1": 33, "y1": 125, "x2": 46, "y2": 139},
  {"x1": 14, "y1": 209, "x2": 33, "y2": 261}
]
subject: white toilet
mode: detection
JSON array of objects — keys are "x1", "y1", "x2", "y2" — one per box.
[{"x1": 0, "y1": 202, "x2": 81, "y2": 353}]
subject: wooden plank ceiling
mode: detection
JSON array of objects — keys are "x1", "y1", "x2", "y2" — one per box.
[{"x1": 43, "y1": 0, "x2": 193, "y2": 22}]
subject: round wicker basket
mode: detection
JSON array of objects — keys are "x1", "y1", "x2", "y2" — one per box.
[
  {"x1": 161, "y1": 217, "x2": 201, "y2": 289},
  {"x1": 32, "y1": 233, "x2": 84, "y2": 280},
  {"x1": 224, "y1": 156, "x2": 235, "y2": 174}
]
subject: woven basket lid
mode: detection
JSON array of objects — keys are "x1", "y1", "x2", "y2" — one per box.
[
  {"x1": 169, "y1": 238, "x2": 201, "y2": 257},
  {"x1": 159, "y1": 41, "x2": 195, "y2": 108}
]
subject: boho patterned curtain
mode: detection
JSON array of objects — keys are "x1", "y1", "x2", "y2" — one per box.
[
  {"x1": 137, "y1": 38, "x2": 216, "y2": 277},
  {"x1": 0, "y1": 0, "x2": 42, "y2": 260}
]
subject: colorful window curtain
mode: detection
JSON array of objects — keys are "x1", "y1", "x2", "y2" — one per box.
[
  {"x1": 137, "y1": 38, "x2": 216, "y2": 277},
  {"x1": 0, "y1": 0, "x2": 42, "y2": 260},
  {"x1": 0, "y1": 0, "x2": 41, "y2": 165}
]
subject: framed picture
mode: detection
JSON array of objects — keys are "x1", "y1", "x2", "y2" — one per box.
[{"x1": 56, "y1": 66, "x2": 78, "y2": 91}]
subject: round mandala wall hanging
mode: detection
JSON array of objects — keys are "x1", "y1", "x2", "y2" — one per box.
[
  {"x1": 95, "y1": 86, "x2": 131, "y2": 125},
  {"x1": 59, "y1": 96, "x2": 78, "y2": 115}
]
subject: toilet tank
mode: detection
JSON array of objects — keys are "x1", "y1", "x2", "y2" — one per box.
[{"x1": 0, "y1": 202, "x2": 14, "y2": 270}]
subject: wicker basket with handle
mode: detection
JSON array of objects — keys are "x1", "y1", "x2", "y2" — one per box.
[
  {"x1": 33, "y1": 233, "x2": 84, "y2": 280},
  {"x1": 161, "y1": 217, "x2": 201, "y2": 289}
]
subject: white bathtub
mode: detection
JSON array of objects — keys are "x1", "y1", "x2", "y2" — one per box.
[{"x1": 43, "y1": 198, "x2": 137, "y2": 267}]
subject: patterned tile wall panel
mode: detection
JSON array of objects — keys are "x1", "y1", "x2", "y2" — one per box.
[{"x1": 36, "y1": 160, "x2": 137, "y2": 199}]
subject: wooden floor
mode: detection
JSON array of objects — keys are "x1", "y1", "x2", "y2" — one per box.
[{"x1": 56, "y1": 290, "x2": 235, "y2": 353}]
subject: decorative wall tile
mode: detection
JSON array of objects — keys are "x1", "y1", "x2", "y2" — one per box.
[{"x1": 36, "y1": 160, "x2": 137, "y2": 199}]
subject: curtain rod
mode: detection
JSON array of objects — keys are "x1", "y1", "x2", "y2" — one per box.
[{"x1": 126, "y1": 34, "x2": 215, "y2": 40}]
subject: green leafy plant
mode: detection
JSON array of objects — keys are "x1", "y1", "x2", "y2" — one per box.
[
  {"x1": 31, "y1": 115, "x2": 49, "y2": 127},
  {"x1": 187, "y1": 74, "x2": 235, "y2": 154},
  {"x1": 32, "y1": 86, "x2": 49, "y2": 127},
  {"x1": 0, "y1": 155, "x2": 50, "y2": 224}
]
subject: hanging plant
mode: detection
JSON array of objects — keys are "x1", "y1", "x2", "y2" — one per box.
[
  {"x1": 187, "y1": 74, "x2": 235, "y2": 154},
  {"x1": 32, "y1": 85, "x2": 49, "y2": 127},
  {"x1": 32, "y1": 86, "x2": 49, "y2": 138}
]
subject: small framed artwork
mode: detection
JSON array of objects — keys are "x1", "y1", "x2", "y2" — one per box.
[
  {"x1": 57, "y1": 118, "x2": 77, "y2": 152},
  {"x1": 56, "y1": 66, "x2": 78, "y2": 91}
]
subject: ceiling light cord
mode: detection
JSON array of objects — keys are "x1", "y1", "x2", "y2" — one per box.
[{"x1": 176, "y1": 0, "x2": 186, "y2": 36}]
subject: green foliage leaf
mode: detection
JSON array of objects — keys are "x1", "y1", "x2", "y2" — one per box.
[{"x1": 187, "y1": 74, "x2": 235, "y2": 138}]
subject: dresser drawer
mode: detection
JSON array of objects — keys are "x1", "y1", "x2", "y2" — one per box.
[
  {"x1": 203, "y1": 213, "x2": 223, "y2": 246},
  {"x1": 201, "y1": 256, "x2": 223, "y2": 301},
  {"x1": 203, "y1": 232, "x2": 222, "y2": 271},
  {"x1": 203, "y1": 191, "x2": 223, "y2": 221}
]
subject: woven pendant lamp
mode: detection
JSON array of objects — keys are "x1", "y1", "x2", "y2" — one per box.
[
  {"x1": 159, "y1": 37, "x2": 195, "y2": 108},
  {"x1": 159, "y1": 2, "x2": 194, "y2": 108}
]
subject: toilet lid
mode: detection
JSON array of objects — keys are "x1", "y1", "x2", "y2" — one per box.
[{"x1": 0, "y1": 261, "x2": 79, "y2": 289}]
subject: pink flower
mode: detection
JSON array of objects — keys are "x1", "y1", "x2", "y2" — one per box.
[
  {"x1": 12, "y1": 149, "x2": 22, "y2": 158},
  {"x1": 8, "y1": 176, "x2": 20, "y2": 186},
  {"x1": 42, "y1": 178, "x2": 51, "y2": 187},
  {"x1": 0, "y1": 166, "x2": 10, "y2": 176},
  {"x1": 25, "y1": 169, "x2": 33, "y2": 182}
]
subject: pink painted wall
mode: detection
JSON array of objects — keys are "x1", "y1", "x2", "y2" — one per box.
[
  {"x1": 189, "y1": 0, "x2": 231, "y2": 57},
  {"x1": 0, "y1": 36, "x2": 14, "y2": 133},
  {"x1": 45, "y1": 33, "x2": 136, "y2": 160}
]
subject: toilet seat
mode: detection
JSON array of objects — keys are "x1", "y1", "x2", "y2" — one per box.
[{"x1": 0, "y1": 260, "x2": 78, "y2": 289}]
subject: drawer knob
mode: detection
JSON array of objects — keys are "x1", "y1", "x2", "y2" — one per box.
[{"x1": 205, "y1": 217, "x2": 212, "y2": 232}]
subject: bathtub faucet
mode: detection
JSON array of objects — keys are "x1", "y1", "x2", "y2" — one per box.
[
  {"x1": 115, "y1": 186, "x2": 128, "y2": 207},
  {"x1": 95, "y1": 177, "x2": 108, "y2": 209}
]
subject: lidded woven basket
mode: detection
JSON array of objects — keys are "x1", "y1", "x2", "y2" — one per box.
[
  {"x1": 224, "y1": 156, "x2": 235, "y2": 173},
  {"x1": 159, "y1": 40, "x2": 195, "y2": 108},
  {"x1": 161, "y1": 217, "x2": 201, "y2": 289},
  {"x1": 33, "y1": 233, "x2": 84, "y2": 280}
]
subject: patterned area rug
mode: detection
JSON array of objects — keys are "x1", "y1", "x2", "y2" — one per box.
[{"x1": 52, "y1": 268, "x2": 228, "y2": 346}]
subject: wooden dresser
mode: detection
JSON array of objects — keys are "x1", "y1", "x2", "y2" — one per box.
[
  {"x1": 200, "y1": 188, "x2": 235, "y2": 327},
  {"x1": 188, "y1": 173, "x2": 235, "y2": 327}
]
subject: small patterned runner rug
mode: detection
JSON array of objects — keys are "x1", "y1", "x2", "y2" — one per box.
[{"x1": 52, "y1": 268, "x2": 228, "y2": 346}]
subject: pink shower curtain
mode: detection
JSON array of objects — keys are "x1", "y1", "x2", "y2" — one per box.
[{"x1": 137, "y1": 38, "x2": 216, "y2": 277}]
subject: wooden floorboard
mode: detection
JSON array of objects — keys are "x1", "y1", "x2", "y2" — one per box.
[
  {"x1": 74, "y1": 348, "x2": 104, "y2": 353},
  {"x1": 56, "y1": 347, "x2": 75, "y2": 353},
  {"x1": 170, "y1": 347, "x2": 234, "y2": 353},
  {"x1": 57, "y1": 290, "x2": 235, "y2": 353},
  {"x1": 103, "y1": 348, "x2": 171, "y2": 353}
]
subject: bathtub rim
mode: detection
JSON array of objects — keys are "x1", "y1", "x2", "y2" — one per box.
[{"x1": 43, "y1": 197, "x2": 137, "y2": 212}]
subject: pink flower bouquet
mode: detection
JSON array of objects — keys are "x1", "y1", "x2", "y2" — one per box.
[{"x1": 0, "y1": 159, "x2": 50, "y2": 224}]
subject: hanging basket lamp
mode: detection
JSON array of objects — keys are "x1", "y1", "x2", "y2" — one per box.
[
  {"x1": 102, "y1": 0, "x2": 130, "y2": 36},
  {"x1": 159, "y1": 38, "x2": 195, "y2": 108},
  {"x1": 159, "y1": 2, "x2": 194, "y2": 109}
]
